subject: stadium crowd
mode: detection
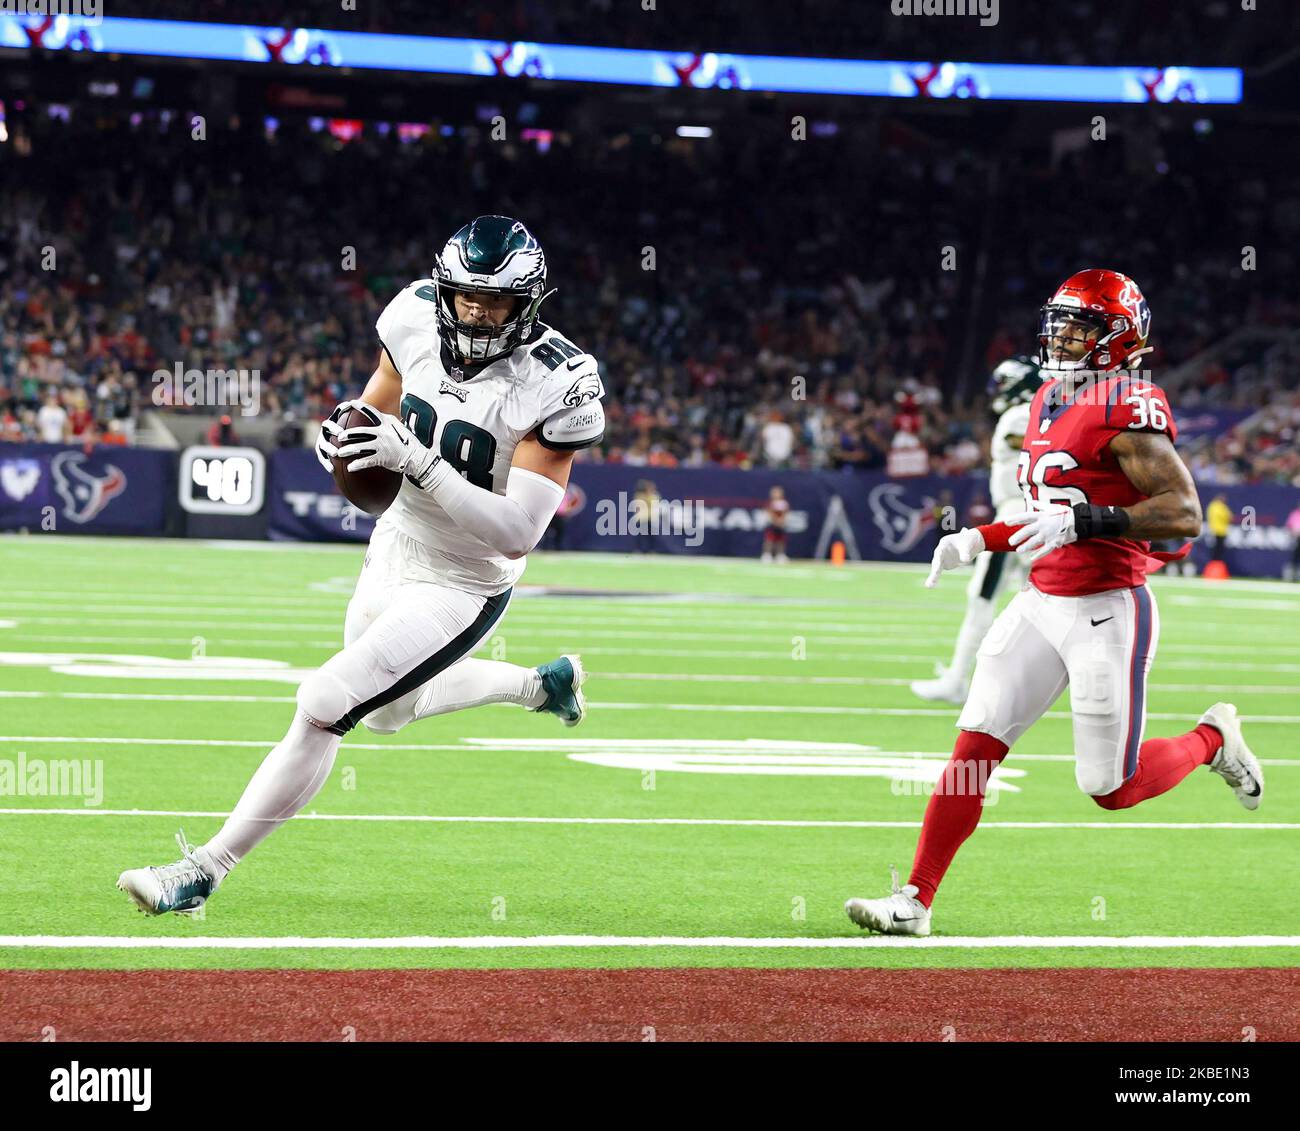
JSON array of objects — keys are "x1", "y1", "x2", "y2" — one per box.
[{"x1": 2, "y1": 106, "x2": 1298, "y2": 485}]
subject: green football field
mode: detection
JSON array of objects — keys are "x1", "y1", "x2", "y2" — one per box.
[{"x1": 0, "y1": 534, "x2": 1295, "y2": 971}]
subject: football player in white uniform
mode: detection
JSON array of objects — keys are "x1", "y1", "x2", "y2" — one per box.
[
  {"x1": 910, "y1": 357, "x2": 1045, "y2": 704},
  {"x1": 118, "y1": 216, "x2": 606, "y2": 914}
]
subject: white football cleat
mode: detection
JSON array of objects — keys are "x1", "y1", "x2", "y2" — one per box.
[
  {"x1": 910, "y1": 663, "x2": 969, "y2": 705},
  {"x1": 1202, "y1": 702, "x2": 1264, "y2": 811},
  {"x1": 117, "y1": 829, "x2": 220, "y2": 915},
  {"x1": 845, "y1": 866, "x2": 932, "y2": 937}
]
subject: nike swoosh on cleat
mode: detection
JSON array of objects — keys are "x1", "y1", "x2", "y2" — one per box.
[
  {"x1": 891, "y1": 912, "x2": 918, "y2": 923},
  {"x1": 1091, "y1": 616, "x2": 1113, "y2": 626}
]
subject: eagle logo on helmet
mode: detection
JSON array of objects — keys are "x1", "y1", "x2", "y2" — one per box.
[{"x1": 432, "y1": 215, "x2": 554, "y2": 371}]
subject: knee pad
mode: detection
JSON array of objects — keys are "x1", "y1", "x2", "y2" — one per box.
[
  {"x1": 1076, "y1": 761, "x2": 1126, "y2": 797},
  {"x1": 296, "y1": 668, "x2": 355, "y2": 731},
  {"x1": 1067, "y1": 645, "x2": 1127, "y2": 795},
  {"x1": 358, "y1": 688, "x2": 421, "y2": 735},
  {"x1": 1066, "y1": 654, "x2": 1123, "y2": 726},
  {"x1": 358, "y1": 706, "x2": 403, "y2": 735},
  {"x1": 955, "y1": 607, "x2": 1019, "y2": 734}
]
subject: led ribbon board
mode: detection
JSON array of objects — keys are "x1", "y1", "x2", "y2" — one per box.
[{"x1": 0, "y1": 15, "x2": 1243, "y2": 104}]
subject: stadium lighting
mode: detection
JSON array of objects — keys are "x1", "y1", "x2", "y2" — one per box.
[{"x1": 676, "y1": 125, "x2": 713, "y2": 138}]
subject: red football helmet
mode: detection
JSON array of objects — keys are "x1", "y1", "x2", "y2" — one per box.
[{"x1": 1038, "y1": 268, "x2": 1152, "y2": 372}]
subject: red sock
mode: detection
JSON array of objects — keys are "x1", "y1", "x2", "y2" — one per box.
[
  {"x1": 908, "y1": 731, "x2": 1009, "y2": 908},
  {"x1": 1093, "y1": 724, "x2": 1222, "y2": 811}
]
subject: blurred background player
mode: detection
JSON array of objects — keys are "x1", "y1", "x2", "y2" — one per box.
[
  {"x1": 847, "y1": 269, "x2": 1264, "y2": 936},
  {"x1": 762, "y1": 485, "x2": 790, "y2": 563},
  {"x1": 911, "y1": 357, "x2": 1045, "y2": 703}
]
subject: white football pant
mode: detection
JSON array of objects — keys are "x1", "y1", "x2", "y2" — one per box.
[
  {"x1": 957, "y1": 581, "x2": 1159, "y2": 796},
  {"x1": 202, "y1": 523, "x2": 545, "y2": 874}
]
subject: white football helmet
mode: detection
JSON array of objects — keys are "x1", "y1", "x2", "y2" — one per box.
[{"x1": 433, "y1": 215, "x2": 552, "y2": 367}]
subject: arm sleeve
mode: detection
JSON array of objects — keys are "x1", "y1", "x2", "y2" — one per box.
[
  {"x1": 418, "y1": 461, "x2": 565, "y2": 560},
  {"x1": 976, "y1": 522, "x2": 1018, "y2": 552}
]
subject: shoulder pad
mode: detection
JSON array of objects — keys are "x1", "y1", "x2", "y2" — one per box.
[
  {"x1": 535, "y1": 350, "x2": 605, "y2": 419},
  {"x1": 539, "y1": 400, "x2": 605, "y2": 451},
  {"x1": 1102, "y1": 375, "x2": 1176, "y2": 440},
  {"x1": 376, "y1": 280, "x2": 439, "y2": 376}
]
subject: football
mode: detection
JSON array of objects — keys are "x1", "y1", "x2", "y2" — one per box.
[{"x1": 331, "y1": 405, "x2": 403, "y2": 516}]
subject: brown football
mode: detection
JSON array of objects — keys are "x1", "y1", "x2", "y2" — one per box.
[{"x1": 331, "y1": 405, "x2": 402, "y2": 516}]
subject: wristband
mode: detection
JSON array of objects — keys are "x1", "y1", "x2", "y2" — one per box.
[
  {"x1": 406, "y1": 450, "x2": 443, "y2": 491},
  {"x1": 1072, "y1": 503, "x2": 1130, "y2": 540},
  {"x1": 976, "y1": 522, "x2": 1016, "y2": 552}
]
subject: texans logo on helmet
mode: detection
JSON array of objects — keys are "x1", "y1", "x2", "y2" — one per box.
[
  {"x1": 1117, "y1": 278, "x2": 1152, "y2": 340},
  {"x1": 51, "y1": 451, "x2": 127, "y2": 524}
]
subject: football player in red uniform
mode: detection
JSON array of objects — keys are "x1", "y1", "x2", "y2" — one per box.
[{"x1": 845, "y1": 269, "x2": 1265, "y2": 936}]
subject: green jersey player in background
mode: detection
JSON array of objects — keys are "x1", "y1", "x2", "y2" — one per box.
[
  {"x1": 910, "y1": 357, "x2": 1046, "y2": 704},
  {"x1": 118, "y1": 216, "x2": 606, "y2": 914}
]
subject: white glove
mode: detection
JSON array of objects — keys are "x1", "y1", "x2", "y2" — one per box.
[
  {"x1": 313, "y1": 405, "x2": 348, "y2": 473},
  {"x1": 1006, "y1": 504, "x2": 1078, "y2": 563},
  {"x1": 333, "y1": 400, "x2": 437, "y2": 479},
  {"x1": 925, "y1": 527, "x2": 986, "y2": 588}
]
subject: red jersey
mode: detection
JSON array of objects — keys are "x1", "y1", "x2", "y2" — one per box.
[{"x1": 1018, "y1": 372, "x2": 1178, "y2": 596}]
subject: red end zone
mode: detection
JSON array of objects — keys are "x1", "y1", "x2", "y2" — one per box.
[{"x1": 2, "y1": 968, "x2": 1296, "y2": 1042}]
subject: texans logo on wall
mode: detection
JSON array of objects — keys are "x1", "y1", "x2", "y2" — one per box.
[
  {"x1": 868, "y1": 483, "x2": 937, "y2": 554},
  {"x1": 51, "y1": 451, "x2": 128, "y2": 524}
]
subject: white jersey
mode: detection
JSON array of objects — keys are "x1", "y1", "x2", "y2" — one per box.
[
  {"x1": 374, "y1": 279, "x2": 605, "y2": 594},
  {"x1": 990, "y1": 402, "x2": 1031, "y2": 514}
]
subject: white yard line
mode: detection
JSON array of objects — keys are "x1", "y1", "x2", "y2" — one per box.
[
  {"x1": 2, "y1": 615, "x2": 1295, "y2": 651},
  {"x1": 3, "y1": 640, "x2": 1300, "y2": 672},
  {"x1": 582, "y1": 703, "x2": 1300, "y2": 723},
  {"x1": 0, "y1": 808, "x2": 1294, "y2": 830},
  {"x1": 2, "y1": 730, "x2": 1298, "y2": 766},
  {"x1": 3, "y1": 675, "x2": 1296, "y2": 701},
  {"x1": 0, "y1": 934, "x2": 1296, "y2": 950}
]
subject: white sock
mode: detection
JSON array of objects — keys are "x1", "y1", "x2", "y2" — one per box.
[
  {"x1": 410, "y1": 658, "x2": 546, "y2": 720},
  {"x1": 949, "y1": 596, "x2": 995, "y2": 684},
  {"x1": 202, "y1": 713, "x2": 340, "y2": 880}
]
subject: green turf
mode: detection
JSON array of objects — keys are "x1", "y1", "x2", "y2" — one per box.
[{"x1": 0, "y1": 534, "x2": 1295, "y2": 969}]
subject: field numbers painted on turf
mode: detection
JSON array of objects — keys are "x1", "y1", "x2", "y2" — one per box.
[{"x1": 545, "y1": 738, "x2": 1027, "y2": 791}]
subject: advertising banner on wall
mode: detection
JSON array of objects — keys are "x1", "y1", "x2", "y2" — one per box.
[{"x1": 0, "y1": 443, "x2": 174, "y2": 535}]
